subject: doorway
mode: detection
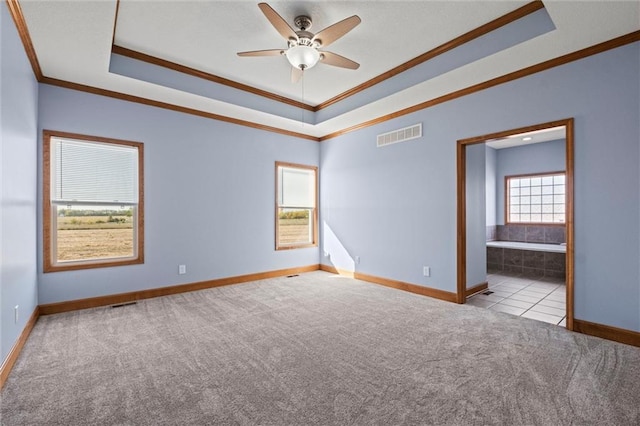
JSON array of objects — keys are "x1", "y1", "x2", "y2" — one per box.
[{"x1": 456, "y1": 119, "x2": 574, "y2": 330}]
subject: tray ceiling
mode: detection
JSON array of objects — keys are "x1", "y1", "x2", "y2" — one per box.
[{"x1": 16, "y1": 0, "x2": 640, "y2": 139}]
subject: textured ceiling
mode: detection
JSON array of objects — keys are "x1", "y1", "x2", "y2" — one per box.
[
  {"x1": 113, "y1": 1, "x2": 530, "y2": 105},
  {"x1": 17, "y1": 1, "x2": 640, "y2": 138}
]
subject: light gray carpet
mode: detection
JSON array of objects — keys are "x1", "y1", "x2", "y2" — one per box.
[{"x1": 1, "y1": 271, "x2": 639, "y2": 425}]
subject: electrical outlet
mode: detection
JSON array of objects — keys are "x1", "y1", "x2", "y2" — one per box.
[
  {"x1": 355, "y1": 256, "x2": 360, "y2": 264},
  {"x1": 423, "y1": 266, "x2": 431, "y2": 277},
  {"x1": 178, "y1": 264, "x2": 186, "y2": 275},
  {"x1": 14, "y1": 305, "x2": 19, "y2": 324}
]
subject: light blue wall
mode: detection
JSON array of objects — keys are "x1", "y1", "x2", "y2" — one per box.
[
  {"x1": 485, "y1": 147, "x2": 497, "y2": 227},
  {"x1": 1, "y1": 5, "x2": 39, "y2": 362},
  {"x1": 37, "y1": 85, "x2": 319, "y2": 304},
  {"x1": 320, "y1": 42, "x2": 640, "y2": 332},
  {"x1": 466, "y1": 144, "x2": 487, "y2": 287},
  {"x1": 495, "y1": 139, "x2": 566, "y2": 224}
]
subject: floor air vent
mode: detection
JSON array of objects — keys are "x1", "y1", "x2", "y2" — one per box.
[
  {"x1": 112, "y1": 301, "x2": 137, "y2": 308},
  {"x1": 482, "y1": 291, "x2": 494, "y2": 296},
  {"x1": 377, "y1": 123, "x2": 422, "y2": 147}
]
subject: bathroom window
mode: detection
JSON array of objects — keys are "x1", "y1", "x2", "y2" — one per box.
[{"x1": 506, "y1": 172, "x2": 565, "y2": 224}]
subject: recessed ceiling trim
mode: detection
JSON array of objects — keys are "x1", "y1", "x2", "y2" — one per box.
[
  {"x1": 114, "y1": 2, "x2": 554, "y2": 127},
  {"x1": 111, "y1": 45, "x2": 316, "y2": 113},
  {"x1": 315, "y1": 0, "x2": 545, "y2": 111},
  {"x1": 5, "y1": 0, "x2": 42, "y2": 80},
  {"x1": 7, "y1": 0, "x2": 640, "y2": 144},
  {"x1": 110, "y1": 1, "x2": 544, "y2": 115},
  {"x1": 314, "y1": 4, "x2": 555, "y2": 124},
  {"x1": 110, "y1": 0, "x2": 314, "y2": 113},
  {"x1": 111, "y1": 0, "x2": 119, "y2": 47},
  {"x1": 320, "y1": 30, "x2": 640, "y2": 141},
  {"x1": 39, "y1": 76, "x2": 321, "y2": 142}
]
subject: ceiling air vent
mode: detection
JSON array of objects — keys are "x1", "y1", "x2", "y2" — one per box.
[{"x1": 377, "y1": 123, "x2": 422, "y2": 147}]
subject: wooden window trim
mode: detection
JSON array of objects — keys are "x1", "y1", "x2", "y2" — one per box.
[
  {"x1": 505, "y1": 170, "x2": 566, "y2": 226},
  {"x1": 43, "y1": 130, "x2": 144, "y2": 272},
  {"x1": 275, "y1": 161, "x2": 318, "y2": 251}
]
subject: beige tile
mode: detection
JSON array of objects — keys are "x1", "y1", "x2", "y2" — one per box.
[
  {"x1": 497, "y1": 283, "x2": 528, "y2": 291},
  {"x1": 467, "y1": 297, "x2": 496, "y2": 308},
  {"x1": 520, "y1": 286, "x2": 553, "y2": 295},
  {"x1": 488, "y1": 276, "x2": 508, "y2": 287},
  {"x1": 509, "y1": 293, "x2": 543, "y2": 304},
  {"x1": 488, "y1": 289, "x2": 515, "y2": 298},
  {"x1": 516, "y1": 290, "x2": 549, "y2": 299},
  {"x1": 502, "y1": 278, "x2": 535, "y2": 287},
  {"x1": 488, "y1": 274, "x2": 512, "y2": 285},
  {"x1": 545, "y1": 293, "x2": 566, "y2": 302},
  {"x1": 530, "y1": 304, "x2": 566, "y2": 317},
  {"x1": 522, "y1": 310, "x2": 563, "y2": 325},
  {"x1": 539, "y1": 277, "x2": 565, "y2": 284},
  {"x1": 527, "y1": 282, "x2": 560, "y2": 291},
  {"x1": 499, "y1": 298, "x2": 535, "y2": 310},
  {"x1": 537, "y1": 299, "x2": 565, "y2": 310},
  {"x1": 475, "y1": 293, "x2": 505, "y2": 303},
  {"x1": 489, "y1": 304, "x2": 526, "y2": 316}
]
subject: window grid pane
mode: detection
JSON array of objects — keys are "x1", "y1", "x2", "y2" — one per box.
[{"x1": 507, "y1": 173, "x2": 565, "y2": 224}]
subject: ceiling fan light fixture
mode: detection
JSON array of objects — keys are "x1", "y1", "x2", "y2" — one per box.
[
  {"x1": 239, "y1": 3, "x2": 361, "y2": 78},
  {"x1": 286, "y1": 45, "x2": 320, "y2": 70}
]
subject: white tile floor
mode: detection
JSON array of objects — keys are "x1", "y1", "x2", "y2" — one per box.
[{"x1": 467, "y1": 273, "x2": 566, "y2": 327}]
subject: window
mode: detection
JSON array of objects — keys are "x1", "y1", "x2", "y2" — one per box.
[
  {"x1": 43, "y1": 131, "x2": 144, "y2": 272},
  {"x1": 275, "y1": 162, "x2": 318, "y2": 250},
  {"x1": 506, "y1": 172, "x2": 565, "y2": 224}
]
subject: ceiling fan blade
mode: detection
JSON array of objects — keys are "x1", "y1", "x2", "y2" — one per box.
[
  {"x1": 258, "y1": 3, "x2": 298, "y2": 41},
  {"x1": 291, "y1": 66, "x2": 303, "y2": 83},
  {"x1": 237, "y1": 49, "x2": 284, "y2": 57},
  {"x1": 312, "y1": 15, "x2": 361, "y2": 48},
  {"x1": 320, "y1": 51, "x2": 359, "y2": 70}
]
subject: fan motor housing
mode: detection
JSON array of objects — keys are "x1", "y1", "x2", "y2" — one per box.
[{"x1": 294, "y1": 15, "x2": 312, "y2": 31}]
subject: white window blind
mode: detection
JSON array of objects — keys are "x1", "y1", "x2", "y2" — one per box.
[
  {"x1": 51, "y1": 137, "x2": 139, "y2": 204},
  {"x1": 278, "y1": 166, "x2": 315, "y2": 208}
]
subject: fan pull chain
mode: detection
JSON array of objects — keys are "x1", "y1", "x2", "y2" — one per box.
[{"x1": 301, "y1": 70, "x2": 305, "y2": 126}]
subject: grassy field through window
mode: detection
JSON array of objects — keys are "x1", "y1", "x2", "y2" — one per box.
[
  {"x1": 56, "y1": 215, "x2": 133, "y2": 261},
  {"x1": 278, "y1": 217, "x2": 310, "y2": 245}
]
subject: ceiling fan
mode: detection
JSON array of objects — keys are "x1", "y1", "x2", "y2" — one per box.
[{"x1": 237, "y1": 3, "x2": 361, "y2": 83}]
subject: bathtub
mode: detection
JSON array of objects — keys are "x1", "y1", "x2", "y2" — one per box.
[{"x1": 486, "y1": 240, "x2": 566, "y2": 253}]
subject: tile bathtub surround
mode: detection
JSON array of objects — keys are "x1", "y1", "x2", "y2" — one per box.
[
  {"x1": 494, "y1": 225, "x2": 565, "y2": 244},
  {"x1": 523, "y1": 250, "x2": 545, "y2": 269},
  {"x1": 509, "y1": 225, "x2": 526, "y2": 242},
  {"x1": 525, "y1": 226, "x2": 545, "y2": 243},
  {"x1": 486, "y1": 225, "x2": 497, "y2": 241},
  {"x1": 496, "y1": 226, "x2": 509, "y2": 241},
  {"x1": 467, "y1": 273, "x2": 566, "y2": 326},
  {"x1": 486, "y1": 247, "x2": 565, "y2": 278}
]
